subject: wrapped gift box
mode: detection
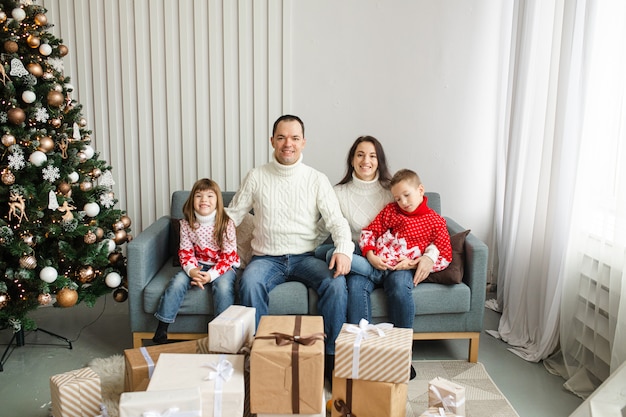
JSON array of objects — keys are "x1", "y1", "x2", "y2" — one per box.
[
  {"x1": 50, "y1": 367, "x2": 102, "y2": 417},
  {"x1": 428, "y1": 377, "x2": 466, "y2": 417},
  {"x1": 124, "y1": 337, "x2": 209, "y2": 392},
  {"x1": 331, "y1": 373, "x2": 407, "y2": 417},
  {"x1": 334, "y1": 320, "x2": 413, "y2": 383},
  {"x1": 250, "y1": 315, "x2": 325, "y2": 414},
  {"x1": 147, "y1": 353, "x2": 245, "y2": 417},
  {"x1": 209, "y1": 305, "x2": 256, "y2": 353},
  {"x1": 119, "y1": 387, "x2": 202, "y2": 417},
  {"x1": 256, "y1": 391, "x2": 325, "y2": 417},
  {"x1": 419, "y1": 407, "x2": 459, "y2": 417}
]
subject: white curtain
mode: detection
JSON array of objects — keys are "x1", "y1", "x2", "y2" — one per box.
[{"x1": 491, "y1": 0, "x2": 626, "y2": 399}]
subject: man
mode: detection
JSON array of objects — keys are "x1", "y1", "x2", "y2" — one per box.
[{"x1": 226, "y1": 114, "x2": 353, "y2": 379}]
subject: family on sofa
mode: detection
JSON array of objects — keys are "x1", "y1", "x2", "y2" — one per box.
[{"x1": 151, "y1": 114, "x2": 456, "y2": 384}]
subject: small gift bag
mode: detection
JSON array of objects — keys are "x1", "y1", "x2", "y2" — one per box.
[{"x1": 428, "y1": 377, "x2": 466, "y2": 417}]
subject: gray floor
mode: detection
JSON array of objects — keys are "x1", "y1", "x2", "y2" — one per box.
[{"x1": 0, "y1": 295, "x2": 583, "y2": 417}]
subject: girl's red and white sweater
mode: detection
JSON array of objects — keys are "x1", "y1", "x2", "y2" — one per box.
[{"x1": 178, "y1": 211, "x2": 240, "y2": 281}]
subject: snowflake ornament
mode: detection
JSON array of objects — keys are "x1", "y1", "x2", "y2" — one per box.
[
  {"x1": 42, "y1": 164, "x2": 60, "y2": 182},
  {"x1": 0, "y1": 112, "x2": 7, "y2": 123},
  {"x1": 8, "y1": 152, "x2": 26, "y2": 170},
  {"x1": 99, "y1": 193, "x2": 115, "y2": 208},
  {"x1": 47, "y1": 58, "x2": 64, "y2": 73},
  {"x1": 35, "y1": 107, "x2": 49, "y2": 123}
]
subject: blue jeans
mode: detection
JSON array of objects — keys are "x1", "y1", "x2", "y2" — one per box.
[
  {"x1": 347, "y1": 265, "x2": 415, "y2": 329},
  {"x1": 239, "y1": 253, "x2": 347, "y2": 355},
  {"x1": 155, "y1": 264, "x2": 237, "y2": 323}
]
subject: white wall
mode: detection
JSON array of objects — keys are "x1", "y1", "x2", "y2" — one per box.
[{"x1": 40, "y1": 0, "x2": 513, "y2": 282}]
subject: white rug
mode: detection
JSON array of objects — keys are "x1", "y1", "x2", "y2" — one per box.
[{"x1": 88, "y1": 356, "x2": 519, "y2": 417}]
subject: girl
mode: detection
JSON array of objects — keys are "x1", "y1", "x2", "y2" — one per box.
[{"x1": 152, "y1": 178, "x2": 239, "y2": 344}]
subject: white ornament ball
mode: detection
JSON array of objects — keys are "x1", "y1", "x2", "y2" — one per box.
[
  {"x1": 39, "y1": 43, "x2": 52, "y2": 56},
  {"x1": 84, "y1": 202, "x2": 100, "y2": 217},
  {"x1": 82, "y1": 145, "x2": 95, "y2": 159},
  {"x1": 22, "y1": 90, "x2": 36, "y2": 103},
  {"x1": 40, "y1": 266, "x2": 58, "y2": 283},
  {"x1": 105, "y1": 272, "x2": 122, "y2": 288},
  {"x1": 12, "y1": 8, "x2": 26, "y2": 22},
  {"x1": 105, "y1": 239, "x2": 116, "y2": 254},
  {"x1": 68, "y1": 171, "x2": 79, "y2": 183},
  {"x1": 29, "y1": 150, "x2": 47, "y2": 166}
]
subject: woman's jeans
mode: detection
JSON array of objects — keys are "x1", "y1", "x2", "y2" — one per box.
[
  {"x1": 316, "y1": 244, "x2": 415, "y2": 329},
  {"x1": 239, "y1": 253, "x2": 347, "y2": 355},
  {"x1": 155, "y1": 264, "x2": 237, "y2": 323}
]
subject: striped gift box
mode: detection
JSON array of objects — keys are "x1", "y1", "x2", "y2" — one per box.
[
  {"x1": 334, "y1": 320, "x2": 413, "y2": 383},
  {"x1": 49, "y1": 367, "x2": 102, "y2": 417}
]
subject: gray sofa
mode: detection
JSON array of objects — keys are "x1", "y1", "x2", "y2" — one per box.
[{"x1": 127, "y1": 191, "x2": 488, "y2": 361}]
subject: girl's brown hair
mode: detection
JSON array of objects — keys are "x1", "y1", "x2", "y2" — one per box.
[{"x1": 182, "y1": 178, "x2": 231, "y2": 249}]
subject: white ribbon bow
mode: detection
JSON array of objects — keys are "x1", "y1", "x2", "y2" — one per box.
[
  {"x1": 429, "y1": 385, "x2": 466, "y2": 412},
  {"x1": 142, "y1": 407, "x2": 201, "y2": 417},
  {"x1": 203, "y1": 357, "x2": 234, "y2": 417},
  {"x1": 345, "y1": 318, "x2": 393, "y2": 378}
]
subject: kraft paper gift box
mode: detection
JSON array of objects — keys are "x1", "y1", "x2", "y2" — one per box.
[
  {"x1": 209, "y1": 305, "x2": 256, "y2": 354},
  {"x1": 331, "y1": 373, "x2": 407, "y2": 417},
  {"x1": 419, "y1": 407, "x2": 459, "y2": 417},
  {"x1": 147, "y1": 353, "x2": 245, "y2": 417},
  {"x1": 428, "y1": 377, "x2": 466, "y2": 417},
  {"x1": 250, "y1": 315, "x2": 325, "y2": 414},
  {"x1": 119, "y1": 387, "x2": 202, "y2": 417},
  {"x1": 256, "y1": 390, "x2": 325, "y2": 417},
  {"x1": 50, "y1": 367, "x2": 102, "y2": 417},
  {"x1": 334, "y1": 319, "x2": 413, "y2": 383},
  {"x1": 124, "y1": 337, "x2": 210, "y2": 392}
]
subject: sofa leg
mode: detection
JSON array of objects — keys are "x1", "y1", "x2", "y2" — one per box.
[{"x1": 413, "y1": 331, "x2": 481, "y2": 362}]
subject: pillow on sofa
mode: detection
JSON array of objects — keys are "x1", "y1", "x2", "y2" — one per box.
[
  {"x1": 169, "y1": 214, "x2": 255, "y2": 269},
  {"x1": 426, "y1": 229, "x2": 470, "y2": 285}
]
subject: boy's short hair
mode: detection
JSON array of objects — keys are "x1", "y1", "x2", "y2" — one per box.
[{"x1": 390, "y1": 169, "x2": 422, "y2": 188}]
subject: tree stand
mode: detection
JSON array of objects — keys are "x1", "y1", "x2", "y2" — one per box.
[{"x1": 0, "y1": 327, "x2": 72, "y2": 372}]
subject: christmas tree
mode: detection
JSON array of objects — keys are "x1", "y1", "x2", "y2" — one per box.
[{"x1": 0, "y1": 0, "x2": 130, "y2": 333}]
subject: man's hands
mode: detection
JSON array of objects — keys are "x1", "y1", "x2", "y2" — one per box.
[
  {"x1": 188, "y1": 267, "x2": 211, "y2": 289},
  {"x1": 328, "y1": 252, "x2": 351, "y2": 278}
]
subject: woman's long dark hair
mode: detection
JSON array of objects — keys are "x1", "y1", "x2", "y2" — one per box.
[{"x1": 337, "y1": 135, "x2": 392, "y2": 188}]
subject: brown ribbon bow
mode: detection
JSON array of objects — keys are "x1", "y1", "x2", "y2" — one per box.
[
  {"x1": 262, "y1": 331, "x2": 326, "y2": 346},
  {"x1": 334, "y1": 399, "x2": 356, "y2": 417}
]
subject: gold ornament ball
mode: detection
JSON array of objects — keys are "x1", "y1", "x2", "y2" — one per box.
[
  {"x1": 120, "y1": 215, "x2": 132, "y2": 228},
  {"x1": 19, "y1": 255, "x2": 37, "y2": 269},
  {"x1": 77, "y1": 265, "x2": 95, "y2": 283},
  {"x1": 38, "y1": 136, "x2": 54, "y2": 152},
  {"x1": 4, "y1": 40, "x2": 18, "y2": 53},
  {"x1": 8, "y1": 108, "x2": 26, "y2": 125},
  {"x1": 58, "y1": 182, "x2": 71, "y2": 195},
  {"x1": 2, "y1": 133, "x2": 16, "y2": 147},
  {"x1": 91, "y1": 168, "x2": 102, "y2": 178},
  {"x1": 47, "y1": 90, "x2": 64, "y2": 107},
  {"x1": 95, "y1": 227, "x2": 104, "y2": 240},
  {"x1": 108, "y1": 252, "x2": 123, "y2": 266},
  {"x1": 79, "y1": 117, "x2": 87, "y2": 127},
  {"x1": 0, "y1": 292, "x2": 9, "y2": 309},
  {"x1": 114, "y1": 229, "x2": 127, "y2": 245},
  {"x1": 58, "y1": 44, "x2": 69, "y2": 56},
  {"x1": 113, "y1": 287, "x2": 128, "y2": 302},
  {"x1": 56, "y1": 288, "x2": 78, "y2": 308},
  {"x1": 38, "y1": 293, "x2": 52, "y2": 306},
  {"x1": 34, "y1": 13, "x2": 48, "y2": 26},
  {"x1": 1, "y1": 169, "x2": 15, "y2": 185},
  {"x1": 50, "y1": 118, "x2": 62, "y2": 128},
  {"x1": 27, "y1": 35, "x2": 40, "y2": 48},
  {"x1": 80, "y1": 181, "x2": 93, "y2": 192},
  {"x1": 26, "y1": 62, "x2": 43, "y2": 77},
  {"x1": 84, "y1": 230, "x2": 97, "y2": 244}
]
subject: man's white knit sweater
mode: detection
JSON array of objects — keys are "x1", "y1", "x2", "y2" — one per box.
[
  {"x1": 334, "y1": 173, "x2": 394, "y2": 242},
  {"x1": 226, "y1": 155, "x2": 354, "y2": 258}
]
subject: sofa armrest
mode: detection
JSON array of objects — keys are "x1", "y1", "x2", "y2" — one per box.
[
  {"x1": 127, "y1": 216, "x2": 171, "y2": 330},
  {"x1": 444, "y1": 216, "x2": 489, "y2": 330}
]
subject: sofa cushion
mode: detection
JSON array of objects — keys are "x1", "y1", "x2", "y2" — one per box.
[
  {"x1": 169, "y1": 213, "x2": 255, "y2": 268},
  {"x1": 370, "y1": 282, "x2": 471, "y2": 317},
  {"x1": 425, "y1": 229, "x2": 470, "y2": 285}
]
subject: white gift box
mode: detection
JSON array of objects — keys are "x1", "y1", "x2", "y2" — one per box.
[
  {"x1": 119, "y1": 387, "x2": 202, "y2": 417},
  {"x1": 147, "y1": 353, "x2": 245, "y2": 417},
  {"x1": 334, "y1": 319, "x2": 413, "y2": 383},
  {"x1": 208, "y1": 305, "x2": 256, "y2": 353},
  {"x1": 50, "y1": 367, "x2": 102, "y2": 417}
]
